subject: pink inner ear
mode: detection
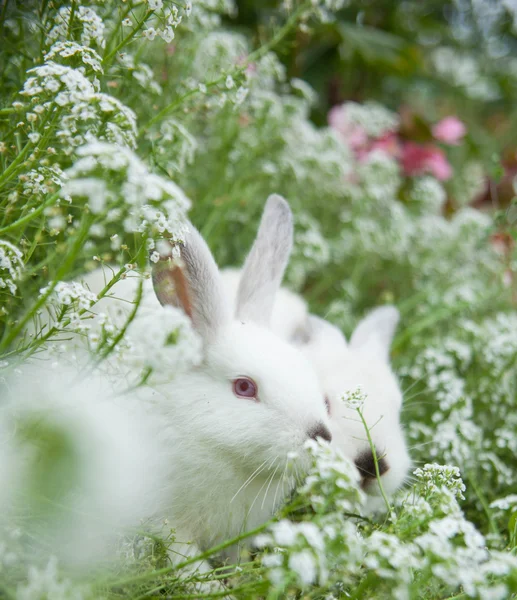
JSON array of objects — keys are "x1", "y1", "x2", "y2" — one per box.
[
  {"x1": 153, "y1": 258, "x2": 192, "y2": 317},
  {"x1": 168, "y1": 264, "x2": 192, "y2": 318}
]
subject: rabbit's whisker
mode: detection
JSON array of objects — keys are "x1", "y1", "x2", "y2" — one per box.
[
  {"x1": 247, "y1": 461, "x2": 279, "y2": 518},
  {"x1": 401, "y1": 375, "x2": 428, "y2": 396},
  {"x1": 230, "y1": 458, "x2": 270, "y2": 504},
  {"x1": 273, "y1": 458, "x2": 289, "y2": 510},
  {"x1": 261, "y1": 463, "x2": 281, "y2": 510},
  {"x1": 408, "y1": 441, "x2": 434, "y2": 450}
]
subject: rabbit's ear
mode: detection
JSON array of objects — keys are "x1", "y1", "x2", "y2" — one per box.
[
  {"x1": 151, "y1": 226, "x2": 230, "y2": 343},
  {"x1": 307, "y1": 315, "x2": 347, "y2": 348},
  {"x1": 300, "y1": 315, "x2": 348, "y2": 349},
  {"x1": 349, "y1": 306, "x2": 399, "y2": 362},
  {"x1": 236, "y1": 194, "x2": 293, "y2": 326}
]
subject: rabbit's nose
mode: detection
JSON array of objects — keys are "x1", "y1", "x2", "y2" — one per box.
[
  {"x1": 307, "y1": 422, "x2": 332, "y2": 443},
  {"x1": 354, "y1": 449, "x2": 389, "y2": 488}
]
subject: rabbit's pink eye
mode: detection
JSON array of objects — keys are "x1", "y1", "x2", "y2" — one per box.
[{"x1": 233, "y1": 377, "x2": 257, "y2": 400}]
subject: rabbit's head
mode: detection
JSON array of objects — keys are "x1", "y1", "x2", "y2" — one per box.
[
  {"x1": 151, "y1": 196, "x2": 331, "y2": 492},
  {"x1": 299, "y1": 307, "x2": 410, "y2": 506}
]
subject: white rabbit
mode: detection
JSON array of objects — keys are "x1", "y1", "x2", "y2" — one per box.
[
  {"x1": 220, "y1": 267, "x2": 410, "y2": 509},
  {"x1": 73, "y1": 195, "x2": 332, "y2": 568},
  {"x1": 297, "y1": 309, "x2": 411, "y2": 510}
]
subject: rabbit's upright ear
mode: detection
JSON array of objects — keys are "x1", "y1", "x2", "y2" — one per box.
[
  {"x1": 303, "y1": 315, "x2": 348, "y2": 349},
  {"x1": 236, "y1": 194, "x2": 293, "y2": 326},
  {"x1": 349, "y1": 306, "x2": 400, "y2": 362},
  {"x1": 151, "y1": 226, "x2": 231, "y2": 343}
]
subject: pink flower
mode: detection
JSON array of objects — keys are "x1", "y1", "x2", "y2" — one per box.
[
  {"x1": 432, "y1": 116, "x2": 466, "y2": 145},
  {"x1": 401, "y1": 142, "x2": 453, "y2": 181},
  {"x1": 328, "y1": 105, "x2": 368, "y2": 153}
]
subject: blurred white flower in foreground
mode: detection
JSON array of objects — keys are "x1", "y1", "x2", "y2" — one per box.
[{"x1": 0, "y1": 365, "x2": 163, "y2": 567}]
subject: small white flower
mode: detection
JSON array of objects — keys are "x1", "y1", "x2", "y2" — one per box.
[
  {"x1": 150, "y1": 251, "x2": 160, "y2": 264},
  {"x1": 143, "y1": 27, "x2": 157, "y2": 41},
  {"x1": 235, "y1": 86, "x2": 248, "y2": 105},
  {"x1": 288, "y1": 550, "x2": 317, "y2": 586},
  {"x1": 160, "y1": 26, "x2": 175, "y2": 43},
  {"x1": 148, "y1": 0, "x2": 163, "y2": 9},
  {"x1": 341, "y1": 386, "x2": 366, "y2": 410},
  {"x1": 28, "y1": 132, "x2": 41, "y2": 143},
  {"x1": 122, "y1": 18, "x2": 132, "y2": 27},
  {"x1": 225, "y1": 75, "x2": 234, "y2": 89}
]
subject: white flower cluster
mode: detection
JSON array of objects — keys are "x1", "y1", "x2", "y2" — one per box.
[
  {"x1": 255, "y1": 520, "x2": 329, "y2": 587},
  {"x1": 19, "y1": 60, "x2": 137, "y2": 152},
  {"x1": 408, "y1": 176, "x2": 447, "y2": 214},
  {"x1": 46, "y1": 6, "x2": 106, "y2": 50},
  {"x1": 189, "y1": 0, "x2": 237, "y2": 29},
  {"x1": 21, "y1": 62, "x2": 98, "y2": 107},
  {"x1": 341, "y1": 386, "x2": 367, "y2": 410},
  {"x1": 44, "y1": 41, "x2": 103, "y2": 74},
  {"x1": 38, "y1": 281, "x2": 97, "y2": 335},
  {"x1": 413, "y1": 463, "x2": 466, "y2": 503},
  {"x1": 40, "y1": 281, "x2": 97, "y2": 311},
  {"x1": 301, "y1": 0, "x2": 349, "y2": 24},
  {"x1": 0, "y1": 366, "x2": 163, "y2": 570},
  {"x1": 301, "y1": 438, "x2": 364, "y2": 514},
  {"x1": 336, "y1": 101, "x2": 400, "y2": 139},
  {"x1": 62, "y1": 142, "x2": 190, "y2": 242},
  {"x1": 432, "y1": 47, "x2": 499, "y2": 101},
  {"x1": 0, "y1": 240, "x2": 24, "y2": 295},
  {"x1": 124, "y1": 304, "x2": 203, "y2": 379},
  {"x1": 118, "y1": 54, "x2": 163, "y2": 96},
  {"x1": 288, "y1": 211, "x2": 332, "y2": 289},
  {"x1": 404, "y1": 311, "x2": 517, "y2": 499},
  {"x1": 142, "y1": 2, "x2": 190, "y2": 44},
  {"x1": 148, "y1": 118, "x2": 198, "y2": 173},
  {"x1": 490, "y1": 494, "x2": 517, "y2": 512},
  {"x1": 19, "y1": 165, "x2": 67, "y2": 199},
  {"x1": 17, "y1": 556, "x2": 89, "y2": 600},
  {"x1": 192, "y1": 31, "x2": 248, "y2": 80}
]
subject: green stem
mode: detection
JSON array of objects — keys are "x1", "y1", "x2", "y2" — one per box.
[
  {"x1": 166, "y1": 583, "x2": 259, "y2": 599},
  {"x1": 98, "y1": 521, "x2": 272, "y2": 590},
  {"x1": 102, "y1": 8, "x2": 153, "y2": 67},
  {"x1": 356, "y1": 406, "x2": 393, "y2": 514},
  {"x1": 17, "y1": 265, "x2": 129, "y2": 359},
  {"x1": 89, "y1": 275, "x2": 144, "y2": 367},
  {"x1": 392, "y1": 292, "x2": 499, "y2": 351},
  {"x1": 0, "y1": 108, "x2": 60, "y2": 190},
  {"x1": 0, "y1": 192, "x2": 60, "y2": 235},
  {"x1": 105, "y1": 2, "x2": 138, "y2": 53},
  {"x1": 0, "y1": 140, "x2": 33, "y2": 190},
  {"x1": 466, "y1": 471, "x2": 500, "y2": 538},
  {"x1": 0, "y1": 0, "x2": 9, "y2": 29},
  {"x1": 66, "y1": 0, "x2": 76, "y2": 40}
]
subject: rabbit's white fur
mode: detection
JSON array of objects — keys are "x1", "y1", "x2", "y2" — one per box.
[
  {"x1": 220, "y1": 269, "x2": 410, "y2": 508},
  {"x1": 73, "y1": 195, "x2": 330, "y2": 566},
  {"x1": 300, "y1": 310, "x2": 411, "y2": 508}
]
